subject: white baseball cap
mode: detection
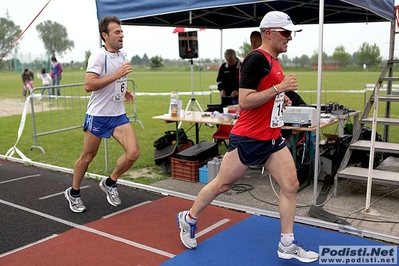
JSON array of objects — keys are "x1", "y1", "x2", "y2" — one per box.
[{"x1": 259, "y1": 11, "x2": 302, "y2": 32}]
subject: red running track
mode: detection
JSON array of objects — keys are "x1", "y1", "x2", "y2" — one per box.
[{"x1": 1, "y1": 196, "x2": 250, "y2": 265}]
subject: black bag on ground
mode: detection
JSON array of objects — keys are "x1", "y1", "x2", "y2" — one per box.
[
  {"x1": 153, "y1": 128, "x2": 187, "y2": 150},
  {"x1": 154, "y1": 139, "x2": 195, "y2": 173},
  {"x1": 349, "y1": 127, "x2": 384, "y2": 168},
  {"x1": 320, "y1": 127, "x2": 384, "y2": 171},
  {"x1": 154, "y1": 144, "x2": 178, "y2": 166}
]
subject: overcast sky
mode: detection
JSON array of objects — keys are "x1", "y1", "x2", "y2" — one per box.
[{"x1": 2, "y1": 0, "x2": 398, "y2": 63}]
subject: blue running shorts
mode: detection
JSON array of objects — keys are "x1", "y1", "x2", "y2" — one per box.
[
  {"x1": 83, "y1": 114, "x2": 129, "y2": 138},
  {"x1": 227, "y1": 134, "x2": 286, "y2": 166}
]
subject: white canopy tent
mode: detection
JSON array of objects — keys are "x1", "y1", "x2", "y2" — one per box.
[{"x1": 95, "y1": 0, "x2": 396, "y2": 205}]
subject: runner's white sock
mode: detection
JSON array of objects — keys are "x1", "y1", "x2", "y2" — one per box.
[
  {"x1": 186, "y1": 209, "x2": 198, "y2": 223},
  {"x1": 281, "y1": 233, "x2": 294, "y2": 246}
]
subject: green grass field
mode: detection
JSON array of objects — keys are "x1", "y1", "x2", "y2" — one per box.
[{"x1": 0, "y1": 68, "x2": 396, "y2": 184}]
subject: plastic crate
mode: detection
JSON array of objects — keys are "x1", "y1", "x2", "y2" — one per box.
[
  {"x1": 198, "y1": 165, "x2": 208, "y2": 184},
  {"x1": 171, "y1": 157, "x2": 206, "y2": 182}
]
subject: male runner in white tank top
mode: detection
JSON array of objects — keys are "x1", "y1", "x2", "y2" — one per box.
[{"x1": 64, "y1": 16, "x2": 139, "y2": 213}]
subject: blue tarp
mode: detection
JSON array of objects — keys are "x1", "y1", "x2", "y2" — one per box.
[{"x1": 95, "y1": 0, "x2": 395, "y2": 29}]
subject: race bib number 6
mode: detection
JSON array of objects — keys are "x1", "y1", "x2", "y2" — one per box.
[{"x1": 113, "y1": 78, "x2": 127, "y2": 102}]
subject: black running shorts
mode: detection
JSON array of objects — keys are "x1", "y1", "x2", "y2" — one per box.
[{"x1": 228, "y1": 134, "x2": 286, "y2": 166}]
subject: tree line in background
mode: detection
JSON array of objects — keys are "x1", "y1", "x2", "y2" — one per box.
[
  {"x1": 0, "y1": 16, "x2": 385, "y2": 71},
  {"x1": 238, "y1": 40, "x2": 382, "y2": 69},
  {"x1": 0, "y1": 17, "x2": 74, "y2": 60}
]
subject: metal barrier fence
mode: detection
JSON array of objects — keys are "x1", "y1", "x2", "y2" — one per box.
[
  {"x1": 29, "y1": 83, "x2": 87, "y2": 153},
  {"x1": 27, "y1": 82, "x2": 397, "y2": 154},
  {"x1": 7, "y1": 81, "x2": 393, "y2": 172},
  {"x1": 21, "y1": 79, "x2": 143, "y2": 171},
  {"x1": 28, "y1": 79, "x2": 143, "y2": 152},
  {"x1": 6, "y1": 79, "x2": 216, "y2": 171}
]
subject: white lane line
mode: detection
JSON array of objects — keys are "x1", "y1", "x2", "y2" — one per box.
[
  {"x1": 38, "y1": 186, "x2": 90, "y2": 200},
  {"x1": 0, "y1": 199, "x2": 176, "y2": 258},
  {"x1": 0, "y1": 174, "x2": 41, "y2": 184},
  {"x1": 196, "y1": 219, "x2": 231, "y2": 238},
  {"x1": 0, "y1": 234, "x2": 58, "y2": 258},
  {"x1": 102, "y1": 201, "x2": 152, "y2": 219}
]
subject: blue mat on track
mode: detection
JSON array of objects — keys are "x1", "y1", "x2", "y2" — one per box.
[{"x1": 163, "y1": 215, "x2": 396, "y2": 266}]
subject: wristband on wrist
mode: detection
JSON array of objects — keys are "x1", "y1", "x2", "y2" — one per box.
[{"x1": 272, "y1": 85, "x2": 279, "y2": 95}]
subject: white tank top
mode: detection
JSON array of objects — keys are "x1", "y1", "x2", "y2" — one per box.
[{"x1": 86, "y1": 47, "x2": 128, "y2": 116}]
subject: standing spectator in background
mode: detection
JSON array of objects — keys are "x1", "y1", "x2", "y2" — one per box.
[
  {"x1": 21, "y1": 68, "x2": 34, "y2": 97},
  {"x1": 50, "y1": 56, "x2": 63, "y2": 96},
  {"x1": 216, "y1": 49, "x2": 241, "y2": 107},
  {"x1": 37, "y1": 68, "x2": 52, "y2": 97},
  {"x1": 250, "y1": 31, "x2": 262, "y2": 49}
]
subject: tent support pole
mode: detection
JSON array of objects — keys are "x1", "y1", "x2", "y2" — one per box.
[{"x1": 313, "y1": 0, "x2": 325, "y2": 206}]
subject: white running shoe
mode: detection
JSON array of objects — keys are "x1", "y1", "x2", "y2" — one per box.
[
  {"x1": 99, "y1": 179, "x2": 121, "y2": 206},
  {"x1": 64, "y1": 187, "x2": 86, "y2": 213},
  {"x1": 278, "y1": 240, "x2": 319, "y2": 263},
  {"x1": 176, "y1": 211, "x2": 197, "y2": 249}
]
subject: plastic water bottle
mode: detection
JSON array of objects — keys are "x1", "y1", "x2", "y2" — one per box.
[{"x1": 170, "y1": 90, "x2": 179, "y2": 117}]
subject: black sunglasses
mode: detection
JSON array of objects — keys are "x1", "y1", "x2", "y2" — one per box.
[{"x1": 269, "y1": 29, "x2": 292, "y2": 38}]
